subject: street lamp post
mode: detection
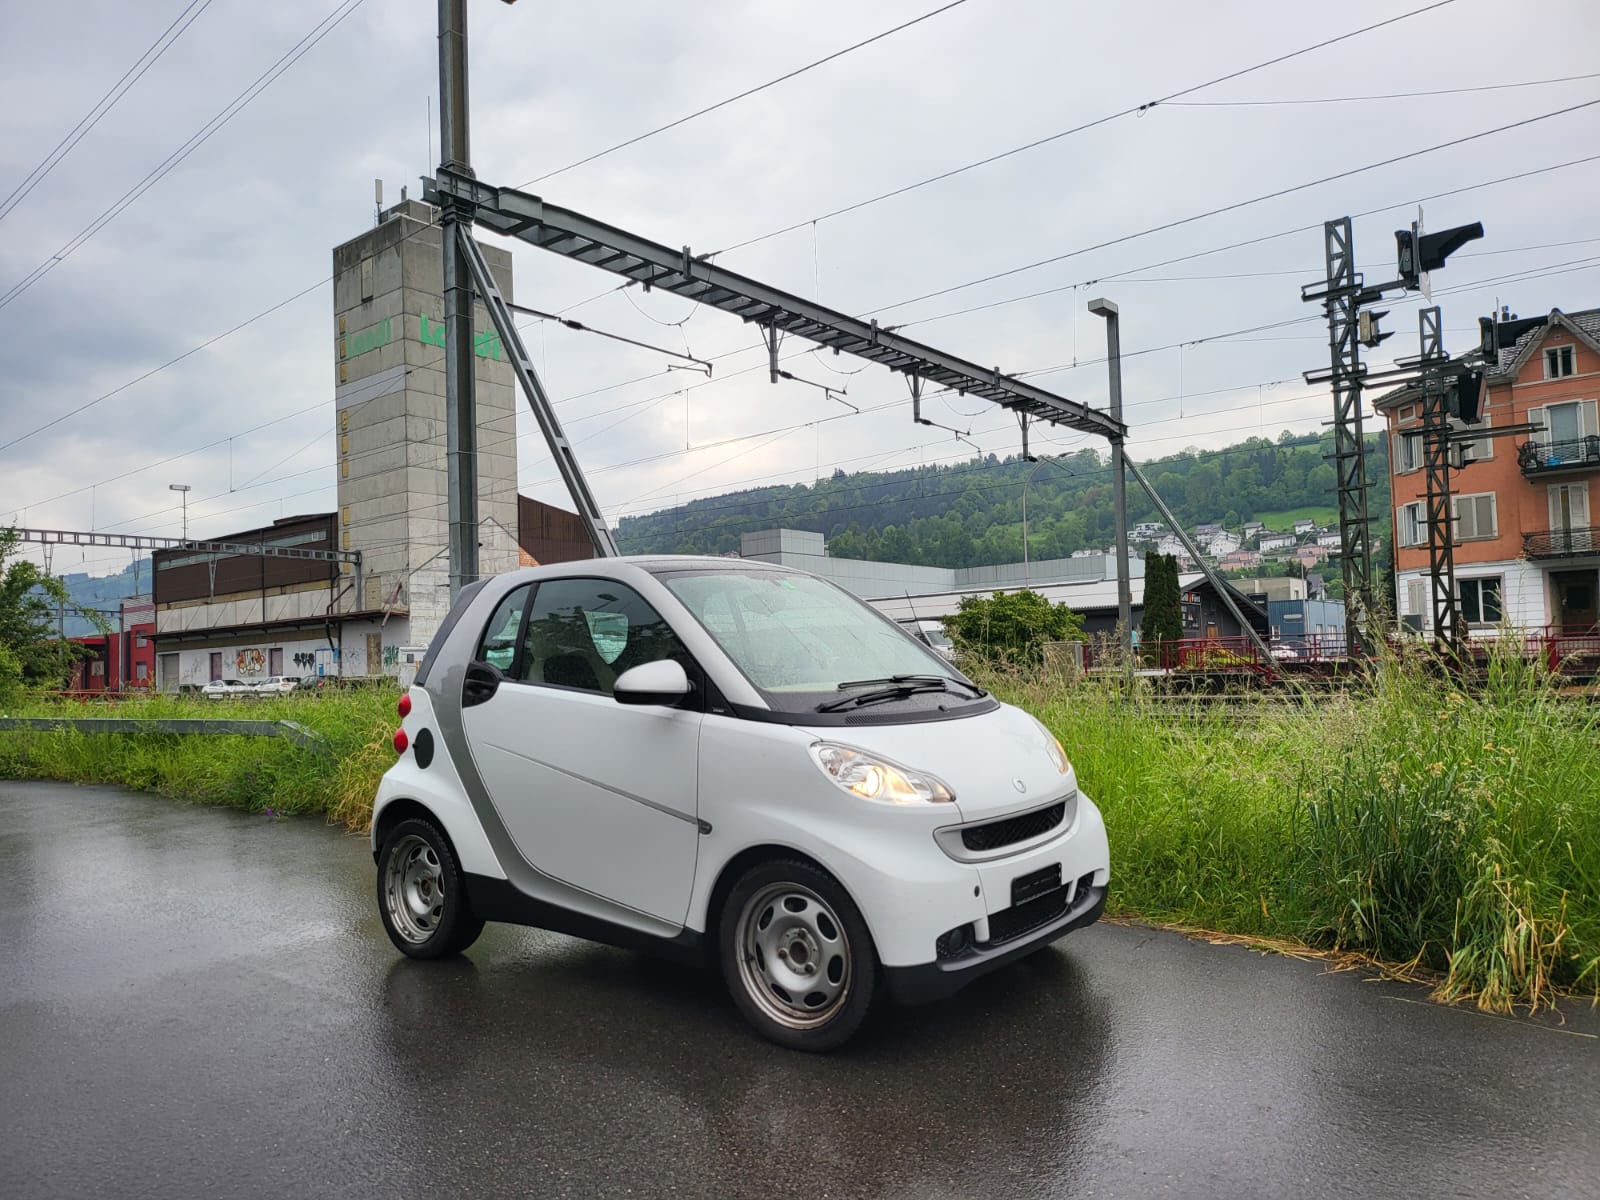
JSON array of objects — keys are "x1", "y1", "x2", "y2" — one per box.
[
  {"x1": 168, "y1": 483, "x2": 191, "y2": 543},
  {"x1": 1088, "y1": 298, "x2": 1133, "y2": 653}
]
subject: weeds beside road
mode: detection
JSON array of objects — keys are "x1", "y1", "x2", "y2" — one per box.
[
  {"x1": 1009, "y1": 655, "x2": 1600, "y2": 1014},
  {"x1": 1, "y1": 656, "x2": 1595, "y2": 1013}
]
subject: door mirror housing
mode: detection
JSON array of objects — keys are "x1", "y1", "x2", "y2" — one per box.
[{"x1": 613, "y1": 659, "x2": 692, "y2": 706}]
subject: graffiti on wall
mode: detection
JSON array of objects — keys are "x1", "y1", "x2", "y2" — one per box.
[
  {"x1": 236, "y1": 648, "x2": 266, "y2": 677},
  {"x1": 382, "y1": 645, "x2": 399, "y2": 667},
  {"x1": 292, "y1": 652, "x2": 317, "y2": 671}
]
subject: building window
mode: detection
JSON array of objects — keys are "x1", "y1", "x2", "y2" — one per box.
[
  {"x1": 136, "y1": 663, "x2": 148, "y2": 681},
  {"x1": 1452, "y1": 412, "x2": 1493, "y2": 464},
  {"x1": 1544, "y1": 345, "x2": 1575, "y2": 379},
  {"x1": 1453, "y1": 493, "x2": 1498, "y2": 541},
  {"x1": 1399, "y1": 502, "x2": 1425, "y2": 547},
  {"x1": 1396, "y1": 431, "x2": 1423, "y2": 473},
  {"x1": 1405, "y1": 579, "x2": 1425, "y2": 616},
  {"x1": 135, "y1": 634, "x2": 147, "y2": 648},
  {"x1": 1458, "y1": 577, "x2": 1503, "y2": 625},
  {"x1": 1549, "y1": 482, "x2": 1590, "y2": 531}
]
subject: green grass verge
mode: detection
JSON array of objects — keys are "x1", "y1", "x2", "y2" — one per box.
[
  {"x1": 3, "y1": 653, "x2": 1595, "y2": 1014},
  {"x1": 998, "y1": 652, "x2": 1600, "y2": 1013},
  {"x1": 0, "y1": 688, "x2": 398, "y2": 830}
]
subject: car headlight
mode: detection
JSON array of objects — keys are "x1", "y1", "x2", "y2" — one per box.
[
  {"x1": 808, "y1": 742, "x2": 956, "y2": 804},
  {"x1": 1028, "y1": 715, "x2": 1072, "y2": 775}
]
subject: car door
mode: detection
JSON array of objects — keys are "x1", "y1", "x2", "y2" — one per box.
[{"x1": 460, "y1": 577, "x2": 703, "y2": 926}]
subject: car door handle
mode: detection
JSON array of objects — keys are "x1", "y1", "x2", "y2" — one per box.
[{"x1": 462, "y1": 662, "x2": 503, "y2": 708}]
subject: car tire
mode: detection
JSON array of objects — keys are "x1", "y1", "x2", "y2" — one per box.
[
  {"x1": 719, "y1": 859, "x2": 878, "y2": 1052},
  {"x1": 377, "y1": 817, "x2": 484, "y2": 959}
]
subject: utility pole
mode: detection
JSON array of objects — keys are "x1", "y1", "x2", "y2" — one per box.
[
  {"x1": 1088, "y1": 298, "x2": 1132, "y2": 653},
  {"x1": 439, "y1": 0, "x2": 478, "y2": 598},
  {"x1": 169, "y1": 483, "x2": 190, "y2": 543}
]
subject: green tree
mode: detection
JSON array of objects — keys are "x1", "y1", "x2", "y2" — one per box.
[
  {"x1": 0, "y1": 529, "x2": 97, "y2": 690},
  {"x1": 1140, "y1": 553, "x2": 1183, "y2": 656},
  {"x1": 942, "y1": 589, "x2": 1085, "y2": 667}
]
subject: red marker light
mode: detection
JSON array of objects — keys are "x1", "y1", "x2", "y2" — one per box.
[
  {"x1": 393, "y1": 728, "x2": 409, "y2": 754},
  {"x1": 397, "y1": 693, "x2": 412, "y2": 718}
]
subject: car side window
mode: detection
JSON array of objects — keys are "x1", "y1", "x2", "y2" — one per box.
[
  {"x1": 476, "y1": 585, "x2": 533, "y2": 674},
  {"x1": 520, "y1": 578, "x2": 689, "y2": 695}
]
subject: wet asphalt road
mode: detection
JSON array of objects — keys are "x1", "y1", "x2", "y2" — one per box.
[{"x1": 2, "y1": 782, "x2": 1596, "y2": 1200}]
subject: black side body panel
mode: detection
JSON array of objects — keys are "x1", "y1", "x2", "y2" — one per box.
[{"x1": 464, "y1": 874, "x2": 708, "y2": 967}]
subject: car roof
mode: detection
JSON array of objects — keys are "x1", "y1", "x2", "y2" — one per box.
[{"x1": 492, "y1": 555, "x2": 813, "y2": 584}]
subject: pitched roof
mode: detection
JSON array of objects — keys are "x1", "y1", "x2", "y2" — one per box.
[{"x1": 1372, "y1": 305, "x2": 1600, "y2": 411}]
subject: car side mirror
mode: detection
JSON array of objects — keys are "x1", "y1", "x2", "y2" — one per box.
[{"x1": 613, "y1": 659, "x2": 692, "y2": 706}]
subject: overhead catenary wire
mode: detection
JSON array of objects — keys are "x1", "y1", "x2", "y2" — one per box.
[
  {"x1": 0, "y1": 0, "x2": 368, "y2": 314},
  {"x1": 0, "y1": 0, "x2": 217, "y2": 225},
  {"x1": 1164, "y1": 71, "x2": 1600, "y2": 108},
  {"x1": 710, "y1": 0, "x2": 1462, "y2": 257},
  {"x1": 73, "y1": 250, "x2": 1599, "y2": 543},
  {"x1": 868, "y1": 96, "x2": 1600, "y2": 316},
  {"x1": 511, "y1": 0, "x2": 974, "y2": 189}
]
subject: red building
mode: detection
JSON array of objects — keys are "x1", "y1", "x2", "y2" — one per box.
[{"x1": 65, "y1": 596, "x2": 156, "y2": 693}]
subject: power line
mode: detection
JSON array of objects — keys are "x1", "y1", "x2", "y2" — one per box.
[
  {"x1": 0, "y1": 277, "x2": 327, "y2": 455},
  {"x1": 0, "y1": 0, "x2": 367, "y2": 314},
  {"x1": 869, "y1": 97, "x2": 1600, "y2": 316},
  {"x1": 712, "y1": 0, "x2": 1461, "y2": 257},
  {"x1": 512, "y1": 0, "x2": 975, "y2": 189},
  {"x1": 0, "y1": 0, "x2": 216, "y2": 225},
  {"x1": 87, "y1": 250, "x2": 1594, "y2": 540},
  {"x1": 1165, "y1": 71, "x2": 1600, "y2": 108}
]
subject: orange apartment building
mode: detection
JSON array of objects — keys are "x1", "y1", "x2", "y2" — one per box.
[{"x1": 1377, "y1": 306, "x2": 1599, "y2": 637}]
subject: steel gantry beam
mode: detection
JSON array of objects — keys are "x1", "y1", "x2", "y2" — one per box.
[
  {"x1": 13, "y1": 528, "x2": 363, "y2": 602},
  {"x1": 424, "y1": 168, "x2": 1126, "y2": 442}
]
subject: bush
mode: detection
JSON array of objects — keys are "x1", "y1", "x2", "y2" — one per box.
[{"x1": 942, "y1": 589, "x2": 1083, "y2": 667}]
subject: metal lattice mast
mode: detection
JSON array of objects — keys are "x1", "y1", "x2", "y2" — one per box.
[
  {"x1": 1313, "y1": 218, "x2": 1375, "y2": 657},
  {"x1": 1416, "y1": 307, "x2": 1459, "y2": 651}
]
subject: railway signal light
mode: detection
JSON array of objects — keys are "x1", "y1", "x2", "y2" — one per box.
[
  {"x1": 1357, "y1": 309, "x2": 1393, "y2": 348},
  {"x1": 1396, "y1": 221, "x2": 1484, "y2": 290},
  {"x1": 1447, "y1": 367, "x2": 1485, "y2": 424},
  {"x1": 1478, "y1": 312, "x2": 1548, "y2": 359}
]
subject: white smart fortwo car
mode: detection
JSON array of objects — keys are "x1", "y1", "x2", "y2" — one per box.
[{"x1": 372, "y1": 557, "x2": 1109, "y2": 1051}]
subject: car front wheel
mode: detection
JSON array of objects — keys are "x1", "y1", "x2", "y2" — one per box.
[
  {"x1": 377, "y1": 817, "x2": 484, "y2": 959},
  {"x1": 719, "y1": 859, "x2": 878, "y2": 1052}
]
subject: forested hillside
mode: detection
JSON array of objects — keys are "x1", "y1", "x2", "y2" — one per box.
[{"x1": 617, "y1": 431, "x2": 1392, "y2": 567}]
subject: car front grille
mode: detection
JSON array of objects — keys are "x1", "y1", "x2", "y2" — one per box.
[
  {"x1": 960, "y1": 800, "x2": 1067, "y2": 853},
  {"x1": 984, "y1": 886, "x2": 1071, "y2": 945}
]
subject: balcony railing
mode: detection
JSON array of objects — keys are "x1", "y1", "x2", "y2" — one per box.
[
  {"x1": 1518, "y1": 436, "x2": 1600, "y2": 476},
  {"x1": 1524, "y1": 526, "x2": 1600, "y2": 558}
]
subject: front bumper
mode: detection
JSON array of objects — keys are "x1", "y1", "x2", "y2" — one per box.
[{"x1": 882, "y1": 880, "x2": 1107, "y2": 1006}]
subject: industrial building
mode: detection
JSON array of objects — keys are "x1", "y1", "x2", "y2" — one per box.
[
  {"x1": 149, "y1": 201, "x2": 592, "y2": 689},
  {"x1": 737, "y1": 528, "x2": 1273, "y2": 642}
]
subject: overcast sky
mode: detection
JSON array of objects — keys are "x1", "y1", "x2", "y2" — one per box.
[{"x1": 2, "y1": 0, "x2": 1597, "y2": 577}]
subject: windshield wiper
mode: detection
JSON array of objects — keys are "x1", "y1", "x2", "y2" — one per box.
[{"x1": 815, "y1": 675, "x2": 986, "y2": 713}]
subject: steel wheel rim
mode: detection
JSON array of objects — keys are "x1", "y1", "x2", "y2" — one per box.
[
  {"x1": 384, "y1": 834, "x2": 445, "y2": 943},
  {"x1": 736, "y1": 881, "x2": 852, "y2": 1030}
]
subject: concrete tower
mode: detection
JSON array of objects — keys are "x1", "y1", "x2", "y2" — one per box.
[{"x1": 331, "y1": 200, "x2": 520, "y2": 650}]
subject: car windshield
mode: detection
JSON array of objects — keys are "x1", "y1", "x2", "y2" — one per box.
[
  {"x1": 661, "y1": 568, "x2": 975, "y2": 712},
  {"x1": 924, "y1": 629, "x2": 953, "y2": 649}
]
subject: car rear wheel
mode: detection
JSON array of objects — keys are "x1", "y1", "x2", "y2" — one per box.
[
  {"x1": 719, "y1": 859, "x2": 878, "y2": 1052},
  {"x1": 377, "y1": 817, "x2": 483, "y2": 959}
]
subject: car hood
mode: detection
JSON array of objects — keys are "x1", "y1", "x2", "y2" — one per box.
[{"x1": 793, "y1": 700, "x2": 1077, "y2": 824}]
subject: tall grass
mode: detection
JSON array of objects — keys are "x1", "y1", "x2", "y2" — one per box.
[
  {"x1": 1005, "y1": 647, "x2": 1600, "y2": 1012},
  {"x1": 0, "y1": 688, "x2": 398, "y2": 830},
  {"x1": 3, "y1": 653, "x2": 1595, "y2": 1012}
]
